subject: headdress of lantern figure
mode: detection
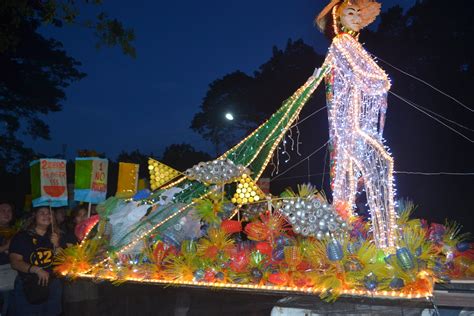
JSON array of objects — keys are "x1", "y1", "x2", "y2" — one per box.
[{"x1": 316, "y1": 0, "x2": 398, "y2": 251}]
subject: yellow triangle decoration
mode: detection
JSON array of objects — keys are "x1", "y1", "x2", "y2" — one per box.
[
  {"x1": 231, "y1": 174, "x2": 266, "y2": 205},
  {"x1": 148, "y1": 158, "x2": 181, "y2": 191}
]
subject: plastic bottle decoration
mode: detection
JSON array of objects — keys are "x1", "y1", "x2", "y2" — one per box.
[
  {"x1": 162, "y1": 230, "x2": 181, "y2": 249},
  {"x1": 204, "y1": 270, "x2": 216, "y2": 282},
  {"x1": 396, "y1": 247, "x2": 415, "y2": 270},
  {"x1": 272, "y1": 246, "x2": 285, "y2": 261},
  {"x1": 231, "y1": 174, "x2": 265, "y2": 205},
  {"x1": 185, "y1": 158, "x2": 249, "y2": 185},
  {"x1": 275, "y1": 235, "x2": 292, "y2": 248},
  {"x1": 251, "y1": 268, "x2": 263, "y2": 282},
  {"x1": 256, "y1": 242, "x2": 273, "y2": 257},
  {"x1": 343, "y1": 258, "x2": 363, "y2": 272},
  {"x1": 389, "y1": 277, "x2": 405, "y2": 290},
  {"x1": 443, "y1": 245, "x2": 455, "y2": 263},
  {"x1": 280, "y1": 197, "x2": 347, "y2": 238},
  {"x1": 376, "y1": 249, "x2": 387, "y2": 264},
  {"x1": 346, "y1": 241, "x2": 360, "y2": 255},
  {"x1": 268, "y1": 272, "x2": 289, "y2": 286},
  {"x1": 148, "y1": 158, "x2": 181, "y2": 190},
  {"x1": 284, "y1": 246, "x2": 303, "y2": 270},
  {"x1": 133, "y1": 189, "x2": 151, "y2": 201},
  {"x1": 326, "y1": 238, "x2": 344, "y2": 261},
  {"x1": 221, "y1": 220, "x2": 242, "y2": 234},
  {"x1": 456, "y1": 242, "x2": 470, "y2": 252},
  {"x1": 215, "y1": 271, "x2": 224, "y2": 280},
  {"x1": 364, "y1": 273, "x2": 378, "y2": 291},
  {"x1": 193, "y1": 269, "x2": 205, "y2": 281},
  {"x1": 384, "y1": 253, "x2": 394, "y2": 264},
  {"x1": 229, "y1": 250, "x2": 249, "y2": 273},
  {"x1": 181, "y1": 239, "x2": 197, "y2": 254}
]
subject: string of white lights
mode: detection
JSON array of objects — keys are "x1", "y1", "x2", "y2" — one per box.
[
  {"x1": 272, "y1": 172, "x2": 328, "y2": 181},
  {"x1": 271, "y1": 141, "x2": 329, "y2": 180},
  {"x1": 271, "y1": 171, "x2": 474, "y2": 182},
  {"x1": 290, "y1": 105, "x2": 327, "y2": 128},
  {"x1": 371, "y1": 53, "x2": 474, "y2": 113},
  {"x1": 395, "y1": 171, "x2": 474, "y2": 176},
  {"x1": 392, "y1": 94, "x2": 474, "y2": 132},
  {"x1": 390, "y1": 91, "x2": 474, "y2": 132},
  {"x1": 390, "y1": 91, "x2": 474, "y2": 143}
]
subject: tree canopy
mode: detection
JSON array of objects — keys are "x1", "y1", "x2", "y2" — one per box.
[
  {"x1": 191, "y1": 39, "x2": 325, "y2": 155},
  {"x1": 161, "y1": 143, "x2": 212, "y2": 171},
  {"x1": 0, "y1": 0, "x2": 135, "y2": 173}
]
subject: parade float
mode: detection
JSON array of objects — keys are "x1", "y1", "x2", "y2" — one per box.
[{"x1": 53, "y1": 0, "x2": 474, "y2": 303}]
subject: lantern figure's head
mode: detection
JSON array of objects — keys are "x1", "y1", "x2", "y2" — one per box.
[{"x1": 316, "y1": 0, "x2": 381, "y2": 38}]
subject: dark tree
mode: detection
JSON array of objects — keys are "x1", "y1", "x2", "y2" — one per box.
[
  {"x1": 117, "y1": 149, "x2": 151, "y2": 179},
  {"x1": 0, "y1": 17, "x2": 85, "y2": 173},
  {"x1": 253, "y1": 39, "x2": 325, "y2": 116},
  {"x1": 191, "y1": 71, "x2": 257, "y2": 155},
  {"x1": 0, "y1": 0, "x2": 135, "y2": 57},
  {"x1": 161, "y1": 143, "x2": 212, "y2": 171},
  {"x1": 191, "y1": 39, "x2": 325, "y2": 155},
  {"x1": 0, "y1": 0, "x2": 135, "y2": 174}
]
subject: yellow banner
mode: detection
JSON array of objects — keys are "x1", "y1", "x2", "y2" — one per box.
[{"x1": 116, "y1": 162, "x2": 139, "y2": 198}]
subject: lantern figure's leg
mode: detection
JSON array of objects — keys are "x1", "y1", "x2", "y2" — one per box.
[
  {"x1": 353, "y1": 130, "x2": 397, "y2": 250},
  {"x1": 329, "y1": 84, "x2": 397, "y2": 251}
]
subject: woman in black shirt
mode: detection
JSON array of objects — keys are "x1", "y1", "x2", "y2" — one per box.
[
  {"x1": 0, "y1": 201, "x2": 15, "y2": 315},
  {"x1": 9, "y1": 206, "x2": 64, "y2": 315}
]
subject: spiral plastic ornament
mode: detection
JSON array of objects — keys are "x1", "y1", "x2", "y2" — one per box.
[
  {"x1": 326, "y1": 238, "x2": 344, "y2": 261},
  {"x1": 396, "y1": 247, "x2": 415, "y2": 271}
]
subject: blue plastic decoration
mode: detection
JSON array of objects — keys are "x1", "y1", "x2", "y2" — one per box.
[
  {"x1": 326, "y1": 238, "x2": 344, "y2": 261},
  {"x1": 133, "y1": 189, "x2": 151, "y2": 201},
  {"x1": 215, "y1": 272, "x2": 224, "y2": 280},
  {"x1": 343, "y1": 258, "x2": 362, "y2": 272},
  {"x1": 396, "y1": 247, "x2": 415, "y2": 270},
  {"x1": 364, "y1": 273, "x2": 377, "y2": 291},
  {"x1": 389, "y1": 277, "x2": 404, "y2": 290},
  {"x1": 276, "y1": 235, "x2": 292, "y2": 247},
  {"x1": 251, "y1": 268, "x2": 263, "y2": 282},
  {"x1": 384, "y1": 254, "x2": 394, "y2": 264},
  {"x1": 456, "y1": 242, "x2": 470, "y2": 252},
  {"x1": 193, "y1": 269, "x2": 205, "y2": 281},
  {"x1": 272, "y1": 246, "x2": 285, "y2": 261},
  {"x1": 347, "y1": 241, "x2": 361, "y2": 255},
  {"x1": 162, "y1": 230, "x2": 181, "y2": 248}
]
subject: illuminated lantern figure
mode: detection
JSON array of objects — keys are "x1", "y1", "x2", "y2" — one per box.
[
  {"x1": 82, "y1": 0, "x2": 401, "y2": 264},
  {"x1": 316, "y1": 0, "x2": 397, "y2": 250}
]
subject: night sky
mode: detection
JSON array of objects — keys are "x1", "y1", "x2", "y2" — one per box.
[{"x1": 28, "y1": 0, "x2": 415, "y2": 158}]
